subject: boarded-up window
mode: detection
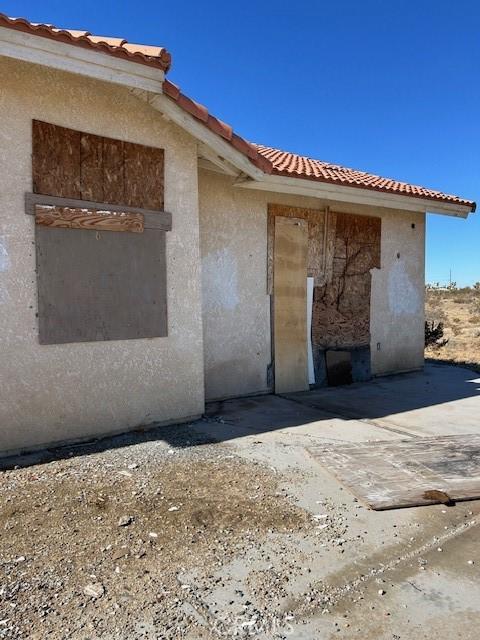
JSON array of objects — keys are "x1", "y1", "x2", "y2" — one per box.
[
  {"x1": 31, "y1": 121, "x2": 169, "y2": 345},
  {"x1": 32, "y1": 121, "x2": 164, "y2": 209}
]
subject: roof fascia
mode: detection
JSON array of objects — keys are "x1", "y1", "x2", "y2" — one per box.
[
  {"x1": 131, "y1": 90, "x2": 266, "y2": 181},
  {"x1": 0, "y1": 25, "x2": 165, "y2": 92},
  {"x1": 234, "y1": 174, "x2": 473, "y2": 218}
]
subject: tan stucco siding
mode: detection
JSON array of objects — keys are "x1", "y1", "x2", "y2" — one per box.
[
  {"x1": 198, "y1": 172, "x2": 272, "y2": 400},
  {"x1": 0, "y1": 57, "x2": 205, "y2": 454},
  {"x1": 199, "y1": 169, "x2": 425, "y2": 400}
]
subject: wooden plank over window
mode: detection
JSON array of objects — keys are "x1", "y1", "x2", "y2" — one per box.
[
  {"x1": 35, "y1": 205, "x2": 144, "y2": 234},
  {"x1": 32, "y1": 121, "x2": 164, "y2": 209},
  {"x1": 31, "y1": 121, "x2": 168, "y2": 345}
]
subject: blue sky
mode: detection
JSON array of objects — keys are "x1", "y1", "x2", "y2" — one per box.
[{"x1": 3, "y1": 0, "x2": 479, "y2": 286}]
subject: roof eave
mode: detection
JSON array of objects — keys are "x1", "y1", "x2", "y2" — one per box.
[
  {"x1": 0, "y1": 24, "x2": 165, "y2": 92},
  {"x1": 234, "y1": 173, "x2": 475, "y2": 218}
]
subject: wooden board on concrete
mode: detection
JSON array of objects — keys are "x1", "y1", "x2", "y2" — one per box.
[
  {"x1": 274, "y1": 216, "x2": 309, "y2": 394},
  {"x1": 308, "y1": 434, "x2": 480, "y2": 510}
]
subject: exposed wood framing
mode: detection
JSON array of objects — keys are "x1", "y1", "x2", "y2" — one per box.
[{"x1": 35, "y1": 205, "x2": 144, "y2": 234}]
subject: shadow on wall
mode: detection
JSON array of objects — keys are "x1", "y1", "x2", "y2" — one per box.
[{"x1": 2, "y1": 363, "x2": 479, "y2": 470}]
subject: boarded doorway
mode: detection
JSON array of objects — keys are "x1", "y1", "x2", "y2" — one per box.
[
  {"x1": 273, "y1": 216, "x2": 309, "y2": 394},
  {"x1": 268, "y1": 204, "x2": 381, "y2": 388}
]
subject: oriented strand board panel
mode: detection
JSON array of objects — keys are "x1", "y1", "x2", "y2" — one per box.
[
  {"x1": 32, "y1": 120, "x2": 81, "y2": 199},
  {"x1": 274, "y1": 216, "x2": 309, "y2": 393},
  {"x1": 268, "y1": 205, "x2": 381, "y2": 351},
  {"x1": 80, "y1": 133, "x2": 105, "y2": 202},
  {"x1": 312, "y1": 212, "x2": 381, "y2": 349},
  {"x1": 124, "y1": 141, "x2": 165, "y2": 209},
  {"x1": 32, "y1": 121, "x2": 164, "y2": 209},
  {"x1": 308, "y1": 434, "x2": 480, "y2": 510},
  {"x1": 36, "y1": 226, "x2": 167, "y2": 344},
  {"x1": 103, "y1": 137, "x2": 125, "y2": 205}
]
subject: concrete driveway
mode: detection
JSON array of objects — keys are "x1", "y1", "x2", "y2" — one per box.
[
  {"x1": 2, "y1": 363, "x2": 479, "y2": 639},
  {"x1": 194, "y1": 362, "x2": 480, "y2": 638}
]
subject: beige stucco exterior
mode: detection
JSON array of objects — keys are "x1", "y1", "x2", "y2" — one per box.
[
  {"x1": 0, "y1": 53, "x2": 428, "y2": 454},
  {"x1": 0, "y1": 57, "x2": 205, "y2": 455},
  {"x1": 198, "y1": 169, "x2": 425, "y2": 401}
]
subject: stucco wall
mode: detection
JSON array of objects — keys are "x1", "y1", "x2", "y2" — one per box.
[
  {"x1": 198, "y1": 169, "x2": 425, "y2": 400},
  {"x1": 0, "y1": 57, "x2": 205, "y2": 454}
]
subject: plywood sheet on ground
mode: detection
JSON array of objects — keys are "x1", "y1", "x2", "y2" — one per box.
[{"x1": 308, "y1": 434, "x2": 480, "y2": 510}]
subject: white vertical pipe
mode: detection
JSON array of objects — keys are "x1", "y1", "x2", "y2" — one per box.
[{"x1": 307, "y1": 277, "x2": 315, "y2": 384}]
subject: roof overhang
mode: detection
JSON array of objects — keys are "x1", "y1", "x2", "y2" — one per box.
[
  {"x1": 131, "y1": 89, "x2": 266, "y2": 181},
  {"x1": 0, "y1": 25, "x2": 165, "y2": 92},
  {"x1": 0, "y1": 20, "x2": 474, "y2": 218},
  {"x1": 233, "y1": 173, "x2": 474, "y2": 218}
]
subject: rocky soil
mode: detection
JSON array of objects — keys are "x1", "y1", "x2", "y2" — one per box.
[{"x1": 0, "y1": 423, "x2": 326, "y2": 639}]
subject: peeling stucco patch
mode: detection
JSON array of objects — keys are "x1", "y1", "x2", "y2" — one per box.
[
  {"x1": 388, "y1": 260, "x2": 420, "y2": 316},
  {"x1": 202, "y1": 247, "x2": 239, "y2": 311}
]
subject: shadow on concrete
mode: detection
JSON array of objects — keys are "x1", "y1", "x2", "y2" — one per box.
[{"x1": 2, "y1": 363, "x2": 479, "y2": 470}]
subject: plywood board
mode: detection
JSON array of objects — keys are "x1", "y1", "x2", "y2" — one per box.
[
  {"x1": 36, "y1": 226, "x2": 167, "y2": 344},
  {"x1": 274, "y1": 216, "x2": 309, "y2": 394},
  {"x1": 268, "y1": 204, "x2": 381, "y2": 352},
  {"x1": 312, "y1": 212, "x2": 381, "y2": 349},
  {"x1": 80, "y1": 133, "x2": 105, "y2": 202},
  {"x1": 267, "y1": 204, "x2": 326, "y2": 294},
  {"x1": 32, "y1": 121, "x2": 164, "y2": 210},
  {"x1": 32, "y1": 120, "x2": 81, "y2": 199},
  {"x1": 35, "y1": 205, "x2": 144, "y2": 233},
  {"x1": 124, "y1": 142, "x2": 164, "y2": 210},
  {"x1": 103, "y1": 137, "x2": 125, "y2": 205},
  {"x1": 308, "y1": 434, "x2": 480, "y2": 510}
]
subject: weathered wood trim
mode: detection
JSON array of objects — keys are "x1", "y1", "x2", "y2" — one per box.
[
  {"x1": 25, "y1": 193, "x2": 172, "y2": 231},
  {"x1": 35, "y1": 205, "x2": 144, "y2": 234}
]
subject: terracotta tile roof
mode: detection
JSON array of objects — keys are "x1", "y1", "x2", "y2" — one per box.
[
  {"x1": 0, "y1": 13, "x2": 171, "y2": 71},
  {"x1": 0, "y1": 13, "x2": 474, "y2": 211},
  {"x1": 162, "y1": 79, "x2": 272, "y2": 173},
  {"x1": 254, "y1": 145, "x2": 476, "y2": 210}
]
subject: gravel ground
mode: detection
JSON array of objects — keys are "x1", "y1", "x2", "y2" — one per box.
[{"x1": 0, "y1": 422, "x2": 323, "y2": 639}]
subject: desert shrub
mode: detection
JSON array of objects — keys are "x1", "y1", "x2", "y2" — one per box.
[{"x1": 425, "y1": 321, "x2": 449, "y2": 349}]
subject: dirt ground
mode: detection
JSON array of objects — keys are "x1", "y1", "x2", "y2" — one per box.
[
  {"x1": 0, "y1": 427, "x2": 313, "y2": 639},
  {"x1": 425, "y1": 287, "x2": 480, "y2": 371}
]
